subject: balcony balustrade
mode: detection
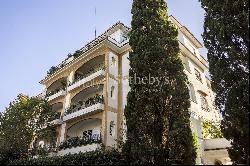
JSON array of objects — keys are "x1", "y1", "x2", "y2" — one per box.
[
  {"x1": 58, "y1": 134, "x2": 101, "y2": 151},
  {"x1": 46, "y1": 88, "x2": 66, "y2": 101},
  {"x1": 63, "y1": 95, "x2": 104, "y2": 122},
  {"x1": 50, "y1": 112, "x2": 63, "y2": 125},
  {"x1": 68, "y1": 64, "x2": 105, "y2": 92}
]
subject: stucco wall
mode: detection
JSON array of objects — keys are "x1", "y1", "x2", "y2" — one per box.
[
  {"x1": 108, "y1": 52, "x2": 119, "y2": 78},
  {"x1": 106, "y1": 111, "x2": 117, "y2": 147},
  {"x1": 67, "y1": 119, "x2": 101, "y2": 138},
  {"x1": 108, "y1": 78, "x2": 118, "y2": 109}
]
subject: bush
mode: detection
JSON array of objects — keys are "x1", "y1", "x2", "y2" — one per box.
[
  {"x1": 58, "y1": 135, "x2": 101, "y2": 150},
  {"x1": 8, "y1": 149, "x2": 127, "y2": 165}
]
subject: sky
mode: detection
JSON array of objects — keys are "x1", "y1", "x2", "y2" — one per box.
[{"x1": 0, "y1": 0, "x2": 206, "y2": 112}]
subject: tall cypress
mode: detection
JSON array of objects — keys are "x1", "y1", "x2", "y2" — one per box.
[
  {"x1": 123, "y1": 0, "x2": 196, "y2": 164},
  {"x1": 200, "y1": 0, "x2": 249, "y2": 164}
]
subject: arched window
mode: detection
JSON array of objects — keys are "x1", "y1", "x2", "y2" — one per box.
[
  {"x1": 109, "y1": 121, "x2": 115, "y2": 137},
  {"x1": 188, "y1": 83, "x2": 197, "y2": 103},
  {"x1": 198, "y1": 91, "x2": 209, "y2": 112},
  {"x1": 111, "y1": 56, "x2": 116, "y2": 67},
  {"x1": 110, "y1": 86, "x2": 115, "y2": 98}
]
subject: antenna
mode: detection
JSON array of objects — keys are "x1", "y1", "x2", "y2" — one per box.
[{"x1": 94, "y1": 6, "x2": 97, "y2": 39}]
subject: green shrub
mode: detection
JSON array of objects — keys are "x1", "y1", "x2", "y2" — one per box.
[
  {"x1": 58, "y1": 135, "x2": 101, "y2": 151},
  {"x1": 8, "y1": 149, "x2": 127, "y2": 165}
]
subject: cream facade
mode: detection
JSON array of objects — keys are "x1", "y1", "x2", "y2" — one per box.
[{"x1": 38, "y1": 16, "x2": 230, "y2": 164}]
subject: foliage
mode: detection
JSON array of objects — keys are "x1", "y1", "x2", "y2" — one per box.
[
  {"x1": 8, "y1": 149, "x2": 127, "y2": 165},
  {"x1": 0, "y1": 94, "x2": 56, "y2": 164},
  {"x1": 64, "y1": 94, "x2": 104, "y2": 115},
  {"x1": 45, "y1": 81, "x2": 67, "y2": 98},
  {"x1": 202, "y1": 120, "x2": 223, "y2": 139},
  {"x1": 67, "y1": 53, "x2": 73, "y2": 58},
  {"x1": 123, "y1": 0, "x2": 196, "y2": 165},
  {"x1": 47, "y1": 66, "x2": 59, "y2": 76},
  {"x1": 58, "y1": 135, "x2": 101, "y2": 151},
  {"x1": 72, "y1": 50, "x2": 82, "y2": 58},
  {"x1": 192, "y1": 132, "x2": 202, "y2": 165},
  {"x1": 200, "y1": 0, "x2": 249, "y2": 164},
  {"x1": 60, "y1": 81, "x2": 67, "y2": 90},
  {"x1": 70, "y1": 63, "x2": 105, "y2": 86}
]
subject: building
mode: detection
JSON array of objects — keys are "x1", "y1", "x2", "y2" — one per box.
[{"x1": 38, "y1": 16, "x2": 231, "y2": 164}]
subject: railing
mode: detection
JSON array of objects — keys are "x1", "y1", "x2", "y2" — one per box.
[
  {"x1": 107, "y1": 36, "x2": 129, "y2": 47},
  {"x1": 68, "y1": 64, "x2": 105, "y2": 87},
  {"x1": 64, "y1": 95, "x2": 104, "y2": 116},
  {"x1": 46, "y1": 87, "x2": 66, "y2": 98},
  {"x1": 51, "y1": 111, "x2": 61, "y2": 120},
  {"x1": 30, "y1": 142, "x2": 57, "y2": 156},
  {"x1": 58, "y1": 134, "x2": 101, "y2": 150}
]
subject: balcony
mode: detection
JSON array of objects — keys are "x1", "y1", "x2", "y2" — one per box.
[
  {"x1": 57, "y1": 134, "x2": 101, "y2": 156},
  {"x1": 63, "y1": 94, "x2": 104, "y2": 122},
  {"x1": 58, "y1": 134, "x2": 101, "y2": 150},
  {"x1": 204, "y1": 138, "x2": 231, "y2": 150},
  {"x1": 50, "y1": 112, "x2": 62, "y2": 125},
  {"x1": 68, "y1": 64, "x2": 105, "y2": 92},
  {"x1": 46, "y1": 89, "x2": 66, "y2": 102}
]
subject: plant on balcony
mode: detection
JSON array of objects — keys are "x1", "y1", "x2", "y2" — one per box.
[
  {"x1": 60, "y1": 81, "x2": 67, "y2": 91},
  {"x1": 67, "y1": 53, "x2": 73, "y2": 59},
  {"x1": 72, "y1": 50, "x2": 82, "y2": 58},
  {"x1": 58, "y1": 134, "x2": 101, "y2": 151},
  {"x1": 64, "y1": 95, "x2": 104, "y2": 116},
  {"x1": 64, "y1": 104, "x2": 77, "y2": 115},
  {"x1": 94, "y1": 94, "x2": 104, "y2": 104},
  {"x1": 47, "y1": 66, "x2": 59, "y2": 76},
  {"x1": 69, "y1": 63, "x2": 105, "y2": 86},
  {"x1": 45, "y1": 86, "x2": 66, "y2": 98},
  {"x1": 85, "y1": 97, "x2": 95, "y2": 108}
]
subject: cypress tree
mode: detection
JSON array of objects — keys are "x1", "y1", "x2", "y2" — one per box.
[
  {"x1": 200, "y1": 0, "x2": 249, "y2": 164},
  {"x1": 123, "y1": 0, "x2": 196, "y2": 164}
]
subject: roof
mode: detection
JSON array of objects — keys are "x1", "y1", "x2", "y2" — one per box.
[
  {"x1": 40, "y1": 22, "x2": 130, "y2": 84},
  {"x1": 169, "y1": 15, "x2": 203, "y2": 48}
]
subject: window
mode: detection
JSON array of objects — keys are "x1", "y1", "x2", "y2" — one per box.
[
  {"x1": 110, "y1": 86, "x2": 115, "y2": 98},
  {"x1": 184, "y1": 61, "x2": 191, "y2": 72},
  {"x1": 188, "y1": 83, "x2": 197, "y2": 103},
  {"x1": 206, "y1": 80, "x2": 212, "y2": 89},
  {"x1": 111, "y1": 56, "x2": 116, "y2": 67},
  {"x1": 195, "y1": 69, "x2": 202, "y2": 83},
  {"x1": 200, "y1": 93, "x2": 209, "y2": 112},
  {"x1": 38, "y1": 141, "x2": 45, "y2": 148},
  {"x1": 83, "y1": 130, "x2": 92, "y2": 139},
  {"x1": 109, "y1": 121, "x2": 115, "y2": 137},
  {"x1": 188, "y1": 43, "x2": 197, "y2": 56}
]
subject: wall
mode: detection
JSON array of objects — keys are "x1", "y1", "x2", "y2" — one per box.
[
  {"x1": 67, "y1": 119, "x2": 101, "y2": 138},
  {"x1": 106, "y1": 111, "x2": 117, "y2": 147},
  {"x1": 108, "y1": 52, "x2": 119, "y2": 78}
]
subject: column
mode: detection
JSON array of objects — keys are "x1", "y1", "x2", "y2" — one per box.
[{"x1": 58, "y1": 70, "x2": 74, "y2": 143}]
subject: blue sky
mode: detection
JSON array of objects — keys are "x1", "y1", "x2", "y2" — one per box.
[{"x1": 0, "y1": 0, "x2": 206, "y2": 111}]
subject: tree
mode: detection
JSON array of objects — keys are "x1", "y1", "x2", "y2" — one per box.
[
  {"x1": 200, "y1": 0, "x2": 249, "y2": 164},
  {"x1": 202, "y1": 120, "x2": 223, "y2": 139},
  {"x1": 0, "y1": 94, "x2": 56, "y2": 164},
  {"x1": 123, "y1": 0, "x2": 196, "y2": 164}
]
